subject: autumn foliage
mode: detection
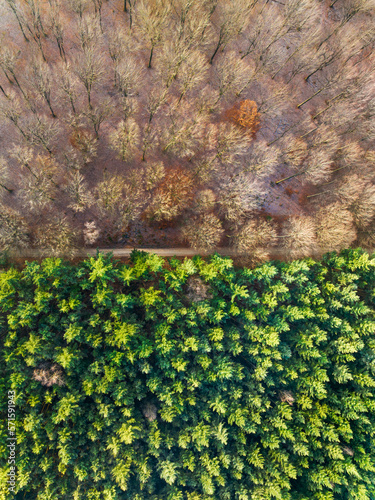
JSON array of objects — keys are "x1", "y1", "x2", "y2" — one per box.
[
  {"x1": 146, "y1": 167, "x2": 194, "y2": 221},
  {"x1": 224, "y1": 99, "x2": 260, "y2": 137}
]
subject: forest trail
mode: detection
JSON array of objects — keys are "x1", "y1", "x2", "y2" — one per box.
[{"x1": 14, "y1": 247, "x2": 247, "y2": 258}]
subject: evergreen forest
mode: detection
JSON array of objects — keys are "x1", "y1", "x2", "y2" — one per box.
[{"x1": 1, "y1": 249, "x2": 375, "y2": 499}]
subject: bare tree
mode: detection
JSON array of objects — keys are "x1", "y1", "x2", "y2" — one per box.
[
  {"x1": 77, "y1": 12, "x2": 103, "y2": 51},
  {"x1": 109, "y1": 118, "x2": 140, "y2": 161},
  {"x1": 34, "y1": 215, "x2": 77, "y2": 256},
  {"x1": 23, "y1": 114, "x2": 60, "y2": 154},
  {"x1": 10, "y1": 146, "x2": 60, "y2": 212},
  {"x1": 297, "y1": 63, "x2": 347, "y2": 109},
  {"x1": 141, "y1": 124, "x2": 158, "y2": 162},
  {"x1": 94, "y1": 174, "x2": 144, "y2": 233},
  {"x1": 33, "y1": 362, "x2": 65, "y2": 386},
  {"x1": 304, "y1": 25, "x2": 361, "y2": 83},
  {"x1": 0, "y1": 157, "x2": 13, "y2": 194},
  {"x1": 144, "y1": 161, "x2": 165, "y2": 190},
  {"x1": 271, "y1": 26, "x2": 322, "y2": 80},
  {"x1": 162, "y1": 104, "x2": 207, "y2": 159},
  {"x1": 145, "y1": 169, "x2": 193, "y2": 221},
  {"x1": 171, "y1": 0, "x2": 213, "y2": 47},
  {"x1": 81, "y1": 99, "x2": 113, "y2": 139},
  {"x1": 276, "y1": 126, "x2": 339, "y2": 185},
  {"x1": 68, "y1": 126, "x2": 98, "y2": 165},
  {"x1": 232, "y1": 218, "x2": 277, "y2": 253},
  {"x1": 345, "y1": 180, "x2": 375, "y2": 229},
  {"x1": 315, "y1": 203, "x2": 357, "y2": 252},
  {"x1": 209, "y1": 0, "x2": 250, "y2": 64},
  {"x1": 74, "y1": 48, "x2": 105, "y2": 108},
  {"x1": 90, "y1": 0, "x2": 104, "y2": 30},
  {"x1": 48, "y1": 1, "x2": 66, "y2": 61},
  {"x1": 135, "y1": 0, "x2": 171, "y2": 69},
  {"x1": 56, "y1": 62, "x2": 79, "y2": 115},
  {"x1": 278, "y1": 137, "x2": 308, "y2": 168},
  {"x1": 10, "y1": 145, "x2": 36, "y2": 176},
  {"x1": 23, "y1": 0, "x2": 49, "y2": 61},
  {"x1": 83, "y1": 220, "x2": 100, "y2": 245},
  {"x1": 156, "y1": 38, "x2": 190, "y2": 89},
  {"x1": 244, "y1": 140, "x2": 279, "y2": 178},
  {"x1": 357, "y1": 225, "x2": 375, "y2": 250},
  {"x1": 145, "y1": 86, "x2": 168, "y2": 124},
  {"x1": 0, "y1": 46, "x2": 28, "y2": 100},
  {"x1": 332, "y1": 173, "x2": 375, "y2": 229},
  {"x1": 65, "y1": 171, "x2": 93, "y2": 212},
  {"x1": 19, "y1": 173, "x2": 56, "y2": 213},
  {"x1": 185, "y1": 275, "x2": 212, "y2": 303},
  {"x1": 181, "y1": 213, "x2": 224, "y2": 249},
  {"x1": 279, "y1": 216, "x2": 318, "y2": 259},
  {"x1": 214, "y1": 51, "x2": 248, "y2": 101},
  {"x1": 0, "y1": 206, "x2": 29, "y2": 251},
  {"x1": 68, "y1": 0, "x2": 89, "y2": 18},
  {"x1": 191, "y1": 189, "x2": 216, "y2": 214},
  {"x1": 317, "y1": 0, "x2": 375, "y2": 50},
  {"x1": 4, "y1": 0, "x2": 31, "y2": 42},
  {"x1": 176, "y1": 50, "x2": 210, "y2": 104},
  {"x1": 0, "y1": 91, "x2": 28, "y2": 139},
  {"x1": 116, "y1": 57, "x2": 144, "y2": 98},
  {"x1": 252, "y1": 80, "x2": 290, "y2": 119},
  {"x1": 124, "y1": 0, "x2": 137, "y2": 28},
  {"x1": 29, "y1": 57, "x2": 57, "y2": 118},
  {"x1": 217, "y1": 173, "x2": 265, "y2": 221},
  {"x1": 205, "y1": 122, "x2": 250, "y2": 168}
]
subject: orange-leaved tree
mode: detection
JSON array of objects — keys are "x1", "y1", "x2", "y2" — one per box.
[{"x1": 224, "y1": 99, "x2": 260, "y2": 137}]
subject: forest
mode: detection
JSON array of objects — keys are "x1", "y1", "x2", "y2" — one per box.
[
  {"x1": 0, "y1": 0, "x2": 374, "y2": 259},
  {"x1": 1, "y1": 249, "x2": 375, "y2": 499}
]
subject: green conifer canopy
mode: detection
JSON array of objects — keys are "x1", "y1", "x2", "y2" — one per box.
[{"x1": 1, "y1": 249, "x2": 375, "y2": 499}]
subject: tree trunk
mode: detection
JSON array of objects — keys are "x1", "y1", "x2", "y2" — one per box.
[
  {"x1": 297, "y1": 87, "x2": 325, "y2": 109},
  {"x1": 275, "y1": 170, "x2": 306, "y2": 184},
  {"x1": 2, "y1": 69, "x2": 13, "y2": 85},
  {"x1": 148, "y1": 45, "x2": 154, "y2": 69},
  {"x1": 46, "y1": 99, "x2": 57, "y2": 118},
  {"x1": 69, "y1": 96, "x2": 76, "y2": 115},
  {"x1": 129, "y1": 2, "x2": 133, "y2": 29},
  {"x1": 210, "y1": 37, "x2": 222, "y2": 65},
  {"x1": 57, "y1": 40, "x2": 66, "y2": 62},
  {"x1": 306, "y1": 189, "x2": 332, "y2": 199},
  {"x1": 0, "y1": 183, "x2": 13, "y2": 193},
  {"x1": 15, "y1": 14, "x2": 30, "y2": 42}
]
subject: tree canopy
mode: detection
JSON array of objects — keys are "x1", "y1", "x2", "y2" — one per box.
[{"x1": 1, "y1": 249, "x2": 375, "y2": 499}]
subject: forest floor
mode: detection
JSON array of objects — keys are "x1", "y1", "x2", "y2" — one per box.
[{"x1": 0, "y1": 0, "x2": 323, "y2": 248}]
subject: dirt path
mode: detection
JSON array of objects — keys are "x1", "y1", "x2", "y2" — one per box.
[
  {"x1": 10, "y1": 246, "x2": 302, "y2": 261},
  {"x1": 13, "y1": 247, "x2": 241, "y2": 258}
]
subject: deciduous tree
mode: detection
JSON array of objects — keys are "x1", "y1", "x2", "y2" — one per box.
[
  {"x1": 279, "y1": 215, "x2": 317, "y2": 258},
  {"x1": 74, "y1": 47, "x2": 105, "y2": 108},
  {"x1": 110, "y1": 118, "x2": 140, "y2": 161},
  {"x1": 217, "y1": 173, "x2": 265, "y2": 220},
  {"x1": 180, "y1": 213, "x2": 224, "y2": 249},
  {"x1": 135, "y1": 0, "x2": 170, "y2": 69},
  {"x1": 34, "y1": 215, "x2": 77, "y2": 256},
  {"x1": 65, "y1": 171, "x2": 93, "y2": 212},
  {"x1": 0, "y1": 206, "x2": 29, "y2": 251},
  {"x1": 315, "y1": 202, "x2": 357, "y2": 252},
  {"x1": 232, "y1": 218, "x2": 277, "y2": 253}
]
